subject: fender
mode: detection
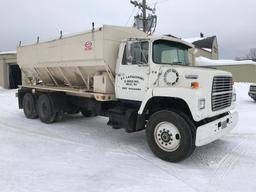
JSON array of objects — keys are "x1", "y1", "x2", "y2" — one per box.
[{"x1": 138, "y1": 87, "x2": 207, "y2": 122}]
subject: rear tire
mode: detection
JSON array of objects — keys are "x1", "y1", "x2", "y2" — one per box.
[
  {"x1": 37, "y1": 94, "x2": 57, "y2": 124},
  {"x1": 146, "y1": 110, "x2": 195, "y2": 162},
  {"x1": 22, "y1": 93, "x2": 38, "y2": 119}
]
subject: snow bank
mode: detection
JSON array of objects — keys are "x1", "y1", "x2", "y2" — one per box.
[
  {"x1": 196, "y1": 56, "x2": 256, "y2": 66},
  {"x1": 0, "y1": 51, "x2": 16, "y2": 55},
  {"x1": 202, "y1": 48, "x2": 212, "y2": 52},
  {"x1": 183, "y1": 37, "x2": 205, "y2": 43}
]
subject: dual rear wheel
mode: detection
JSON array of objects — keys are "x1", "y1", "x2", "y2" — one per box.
[
  {"x1": 37, "y1": 94, "x2": 60, "y2": 124},
  {"x1": 23, "y1": 93, "x2": 61, "y2": 124},
  {"x1": 22, "y1": 93, "x2": 38, "y2": 119},
  {"x1": 22, "y1": 92, "x2": 94, "y2": 124}
]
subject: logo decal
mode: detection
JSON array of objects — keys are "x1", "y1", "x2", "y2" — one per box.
[
  {"x1": 164, "y1": 69, "x2": 179, "y2": 86},
  {"x1": 84, "y1": 41, "x2": 93, "y2": 51}
]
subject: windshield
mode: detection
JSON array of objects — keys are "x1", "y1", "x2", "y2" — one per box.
[{"x1": 153, "y1": 40, "x2": 189, "y2": 65}]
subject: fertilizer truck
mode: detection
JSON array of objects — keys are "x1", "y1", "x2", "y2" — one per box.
[{"x1": 17, "y1": 25, "x2": 238, "y2": 162}]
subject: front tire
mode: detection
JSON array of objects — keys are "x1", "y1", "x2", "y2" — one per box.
[{"x1": 146, "y1": 110, "x2": 195, "y2": 162}]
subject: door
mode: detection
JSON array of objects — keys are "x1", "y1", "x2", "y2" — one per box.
[
  {"x1": 115, "y1": 41, "x2": 150, "y2": 101},
  {"x1": 9, "y1": 64, "x2": 21, "y2": 89}
]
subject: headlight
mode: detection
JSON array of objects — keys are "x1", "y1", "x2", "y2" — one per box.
[
  {"x1": 198, "y1": 98, "x2": 206, "y2": 110},
  {"x1": 233, "y1": 93, "x2": 237, "y2": 102}
]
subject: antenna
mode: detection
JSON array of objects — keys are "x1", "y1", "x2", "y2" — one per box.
[
  {"x1": 92, "y1": 22, "x2": 95, "y2": 32},
  {"x1": 130, "y1": 0, "x2": 157, "y2": 34},
  {"x1": 60, "y1": 30, "x2": 63, "y2": 39}
]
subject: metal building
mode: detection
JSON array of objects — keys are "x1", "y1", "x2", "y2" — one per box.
[
  {"x1": 0, "y1": 51, "x2": 21, "y2": 89},
  {"x1": 212, "y1": 64, "x2": 256, "y2": 83},
  {"x1": 183, "y1": 36, "x2": 256, "y2": 83},
  {"x1": 195, "y1": 57, "x2": 256, "y2": 83}
]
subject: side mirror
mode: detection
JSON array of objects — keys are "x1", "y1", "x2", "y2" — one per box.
[{"x1": 126, "y1": 41, "x2": 133, "y2": 64}]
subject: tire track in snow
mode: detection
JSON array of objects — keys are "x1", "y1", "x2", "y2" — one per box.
[
  {"x1": 213, "y1": 141, "x2": 245, "y2": 178},
  {"x1": 0, "y1": 120, "x2": 95, "y2": 150},
  {"x1": 209, "y1": 139, "x2": 251, "y2": 191},
  {"x1": 122, "y1": 145, "x2": 200, "y2": 192}
]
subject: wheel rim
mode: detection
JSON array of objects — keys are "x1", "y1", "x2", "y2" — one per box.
[{"x1": 154, "y1": 121, "x2": 181, "y2": 152}]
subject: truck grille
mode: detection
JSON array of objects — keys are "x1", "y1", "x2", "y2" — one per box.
[
  {"x1": 212, "y1": 76, "x2": 233, "y2": 111},
  {"x1": 250, "y1": 85, "x2": 256, "y2": 92}
]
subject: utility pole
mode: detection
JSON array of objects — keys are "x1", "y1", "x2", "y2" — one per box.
[
  {"x1": 142, "y1": 0, "x2": 147, "y2": 33},
  {"x1": 130, "y1": 0, "x2": 155, "y2": 33}
]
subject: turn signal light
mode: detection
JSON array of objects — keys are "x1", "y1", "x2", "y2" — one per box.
[{"x1": 191, "y1": 82, "x2": 200, "y2": 89}]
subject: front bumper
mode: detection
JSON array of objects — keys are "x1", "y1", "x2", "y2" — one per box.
[{"x1": 195, "y1": 111, "x2": 239, "y2": 147}]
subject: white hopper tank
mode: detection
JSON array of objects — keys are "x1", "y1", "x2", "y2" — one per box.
[{"x1": 17, "y1": 25, "x2": 146, "y2": 93}]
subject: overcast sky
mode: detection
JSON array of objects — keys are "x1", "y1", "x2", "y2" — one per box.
[{"x1": 0, "y1": 0, "x2": 255, "y2": 59}]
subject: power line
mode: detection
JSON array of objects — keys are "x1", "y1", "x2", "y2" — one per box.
[
  {"x1": 148, "y1": 0, "x2": 170, "y2": 6},
  {"x1": 125, "y1": 7, "x2": 136, "y2": 26}
]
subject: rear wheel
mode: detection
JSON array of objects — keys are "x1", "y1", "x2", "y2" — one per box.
[
  {"x1": 146, "y1": 110, "x2": 195, "y2": 162},
  {"x1": 81, "y1": 108, "x2": 95, "y2": 117},
  {"x1": 37, "y1": 94, "x2": 57, "y2": 124},
  {"x1": 22, "y1": 93, "x2": 38, "y2": 119}
]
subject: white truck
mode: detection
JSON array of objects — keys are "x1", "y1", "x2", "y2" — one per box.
[{"x1": 17, "y1": 25, "x2": 238, "y2": 162}]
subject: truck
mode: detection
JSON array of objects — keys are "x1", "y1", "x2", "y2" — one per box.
[
  {"x1": 17, "y1": 25, "x2": 238, "y2": 162},
  {"x1": 249, "y1": 84, "x2": 256, "y2": 101}
]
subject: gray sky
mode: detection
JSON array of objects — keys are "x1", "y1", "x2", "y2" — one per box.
[{"x1": 0, "y1": 0, "x2": 255, "y2": 59}]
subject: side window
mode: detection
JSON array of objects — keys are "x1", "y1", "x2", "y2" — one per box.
[{"x1": 122, "y1": 41, "x2": 149, "y2": 65}]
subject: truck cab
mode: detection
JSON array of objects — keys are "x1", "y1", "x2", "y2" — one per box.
[{"x1": 113, "y1": 36, "x2": 238, "y2": 161}]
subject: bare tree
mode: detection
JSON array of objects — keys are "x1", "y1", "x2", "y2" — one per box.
[
  {"x1": 249, "y1": 48, "x2": 256, "y2": 61},
  {"x1": 236, "y1": 48, "x2": 256, "y2": 61}
]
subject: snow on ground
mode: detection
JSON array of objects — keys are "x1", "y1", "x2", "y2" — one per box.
[{"x1": 0, "y1": 84, "x2": 256, "y2": 192}]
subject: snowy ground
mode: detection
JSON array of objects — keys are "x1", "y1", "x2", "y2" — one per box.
[{"x1": 0, "y1": 84, "x2": 255, "y2": 192}]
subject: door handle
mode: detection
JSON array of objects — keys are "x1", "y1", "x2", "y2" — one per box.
[{"x1": 138, "y1": 64, "x2": 149, "y2": 67}]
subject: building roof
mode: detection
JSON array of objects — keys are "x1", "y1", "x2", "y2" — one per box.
[
  {"x1": 192, "y1": 36, "x2": 216, "y2": 49},
  {"x1": 183, "y1": 36, "x2": 216, "y2": 49}
]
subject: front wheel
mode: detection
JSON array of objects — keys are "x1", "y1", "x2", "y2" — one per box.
[{"x1": 146, "y1": 110, "x2": 195, "y2": 162}]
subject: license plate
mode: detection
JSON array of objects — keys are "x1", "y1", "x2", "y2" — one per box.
[{"x1": 222, "y1": 121, "x2": 227, "y2": 129}]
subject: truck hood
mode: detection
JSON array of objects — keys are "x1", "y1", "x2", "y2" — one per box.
[{"x1": 155, "y1": 65, "x2": 232, "y2": 89}]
